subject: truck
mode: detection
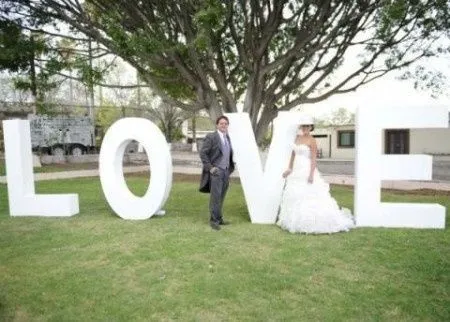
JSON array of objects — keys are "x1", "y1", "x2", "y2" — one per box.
[{"x1": 29, "y1": 115, "x2": 95, "y2": 156}]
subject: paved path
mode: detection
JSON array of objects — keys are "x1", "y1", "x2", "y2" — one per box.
[
  {"x1": 315, "y1": 159, "x2": 450, "y2": 182},
  {"x1": 1, "y1": 164, "x2": 449, "y2": 191},
  {"x1": 171, "y1": 151, "x2": 450, "y2": 181}
]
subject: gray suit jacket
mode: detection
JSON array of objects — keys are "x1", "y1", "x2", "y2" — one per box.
[{"x1": 198, "y1": 131, "x2": 235, "y2": 193}]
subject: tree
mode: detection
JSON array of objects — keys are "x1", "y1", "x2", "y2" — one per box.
[
  {"x1": 0, "y1": 74, "x2": 32, "y2": 103},
  {"x1": 0, "y1": 20, "x2": 51, "y2": 113},
  {"x1": 5, "y1": 1, "x2": 450, "y2": 142},
  {"x1": 148, "y1": 98, "x2": 188, "y2": 143},
  {"x1": 0, "y1": 20, "x2": 37, "y2": 72},
  {"x1": 318, "y1": 107, "x2": 355, "y2": 126},
  {"x1": 95, "y1": 100, "x2": 122, "y2": 144},
  {"x1": 0, "y1": 8, "x2": 116, "y2": 114}
]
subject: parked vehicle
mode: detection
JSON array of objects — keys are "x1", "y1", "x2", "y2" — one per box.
[{"x1": 29, "y1": 115, "x2": 95, "y2": 156}]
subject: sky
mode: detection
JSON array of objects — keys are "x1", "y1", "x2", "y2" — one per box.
[
  {"x1": 102, "y1": 23, "x2": 450, "y2": 120},
  {"x1": 300, "y1": 74, "x2": 450, "y2": 120},
  {"x1": 114, "y1": 56, "x2": 450, "y2": 121},
  {"x1": 24, "y1": 12, "x2": 450, "y2": 120},
  {"x1": 300, "y1": 57, "x2": 450, "y2": 120},
  {"x1": 5, "y1": 16, "x2": 448, "y2": 119}
]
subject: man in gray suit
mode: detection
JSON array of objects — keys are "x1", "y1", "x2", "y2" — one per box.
[{"x1": 199, "y1": 115, "x2": 235, "y2": 230}]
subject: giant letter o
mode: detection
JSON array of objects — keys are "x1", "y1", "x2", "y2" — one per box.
[{"x1": 99, "y1": 118, "x2": 172, "y2": 220}]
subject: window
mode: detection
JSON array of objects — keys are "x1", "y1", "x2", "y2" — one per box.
[{"x1": 338, "y1": 130, "x2": 355, "y2": 148}]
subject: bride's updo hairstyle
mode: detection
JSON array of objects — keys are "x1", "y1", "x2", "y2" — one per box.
[
  {"x1": 303, "y1": 124, "x2": 314, "y2": 132},
  {"x1": 298, "y1": 114, "x2": 314, "y2": 132}
]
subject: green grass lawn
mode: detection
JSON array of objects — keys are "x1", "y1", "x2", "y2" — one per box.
[
  {"x1": 0, "y1": 161, "x2": 148, "y2": 176},
  {"x1": 0, "y1": 161, "x2": 102, "y2": 176},
  {"x1": 0, "y1": 175, "x2": 449, "y2": 321}
]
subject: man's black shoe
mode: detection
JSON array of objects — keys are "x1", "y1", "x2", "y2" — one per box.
[
  {"x1": 210, "y1": 222, "x2": 221, "y2": 230},
  {"x1": 219, "y1": 220, "x2": 230, "y2": 225}
]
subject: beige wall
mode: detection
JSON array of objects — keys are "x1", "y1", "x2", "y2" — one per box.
[
  {"x1": 320, "y1": 125, "x2": 450, "y2": 159},
  {"x1": 330, "y1": 125, "x2": 356, "y2": 159},
  {"x1": 410, "y1": 128, "x2": 450, "y2": 155},
  {"x1": 312, "y1": 128, "x2": 331, "y2": 158}
]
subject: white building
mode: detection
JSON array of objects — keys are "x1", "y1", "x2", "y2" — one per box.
[
  {"x1": 181, "y1": 113, "x2": 450, "y2": 159},
  {"x1": 313, "y1": 113, "x2": 450, "y2": 159}
]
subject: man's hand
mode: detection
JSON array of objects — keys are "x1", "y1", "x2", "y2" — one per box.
[{"x1": 210, "y1": 167, "x2": 219, "y2": 175}]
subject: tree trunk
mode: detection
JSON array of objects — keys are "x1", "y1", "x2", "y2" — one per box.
[
  {"x1": 69, "y1": 70, "x2": 74, "y2": 104},
  {"x1": 88, "y1": 37, "x2": 95, "y2": 122},
  {"x1": 207, "y1": 93, "x2": 222, "y2": 123},
  {"x1": 242, "y1": 75, "x2": 259, "y2": 128},
  {"x1": 242, "y1": 65, "x2": 266, "y2": 135},
  {"x1": 136, "y1": 70, "x2": 142, "y2": 116},
  {"x1": 192, "y1": 111, "x2": 197, "y2": 143},
  {"x1": 254, "y1": 107, "x2": 277, "y2": 145},
  {"x1": 29, "y1": 36, "x2": 37, "y2": 115},
  {"x1": 167, "y1": 122, "x2": 172, "y2": 143}
]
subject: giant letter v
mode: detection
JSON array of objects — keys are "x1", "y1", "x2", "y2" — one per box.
[{"x1": 226, "y1": 112, "x2": 306, "y2": 224}]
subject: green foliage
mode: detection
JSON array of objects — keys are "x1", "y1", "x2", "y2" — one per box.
[
  {"x1": 95, "y1": 102, "x2": 122, "y2": 143},
  {"x1": 71, "y1": 58, "x2": 99, "y2": 87},
  {"x1": 188, "y1": 116, "x2": 215, "y2": 131},
  {"x1": 0, "y1": 21, "x2": 43, "y2": 71},
  {"x1": 1, "y1": 12, "x2": 110, "y2": 110},
  {"x1": 85, "y1": 3, "x2": 195, "y2": 101},
  {"x1": 159, "y1": 123, "x2": 184, "y2": 142},
  {"x1": 318, "y1": 108, "x2": 355, "y2": 127},
  {"x1": 193, "y1": 0, "x2": 225, "y2": 50},
  {"x1": 12, "y1": 71, "x2": 58, "y2": 107},
  {"x1": 148, "y1": 101, "x2": 188, "y2": 142},
  {"x1": 4, "y1": 0, "x2": 450, "y2": 138},
  {"x1": 0, "y1": 21, "x2": 57, "y2": 104},
  {"x1": 96, "y1": 104, "x2": 121, "y2": 129}
]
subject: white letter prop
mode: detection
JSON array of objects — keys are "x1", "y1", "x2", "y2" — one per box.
[
  {"x1": 226, "y1": 112, "x2": 307, "y2": 224},
  {"x1": 99, "y1": 118, "x2": 172, "y2": 220},
  {"x1": 355, "y1": 106, "x2": 448, "y2": 228},
  {"x1": 3, "y1": 120, "x2": 79, "y2": 217}
]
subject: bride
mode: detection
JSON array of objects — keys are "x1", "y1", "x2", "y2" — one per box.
[{"x1": 277, "y1": 117, "x2": 354, "y2": 234}]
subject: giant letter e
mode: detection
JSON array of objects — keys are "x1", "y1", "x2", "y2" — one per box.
[{"x1": 355, "y1": 106, "x2": 448, "y2": 228}]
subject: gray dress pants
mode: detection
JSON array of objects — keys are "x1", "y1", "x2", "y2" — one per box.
[{"x1": 209, "y1": 168, "x2": 230, "y2": 224}]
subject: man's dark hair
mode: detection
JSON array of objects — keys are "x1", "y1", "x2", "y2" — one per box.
[{"x1": 216, "y1": 115, "x2": 229, "y2": 125}]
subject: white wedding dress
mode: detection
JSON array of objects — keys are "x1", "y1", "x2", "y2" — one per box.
[{"x1": 277, "y1": 143, "x2": 354, "y2": 234}]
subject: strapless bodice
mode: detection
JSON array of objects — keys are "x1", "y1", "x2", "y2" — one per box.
[{"x1": 292, "y1": 143, "x2": 311, "y2": 159}]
